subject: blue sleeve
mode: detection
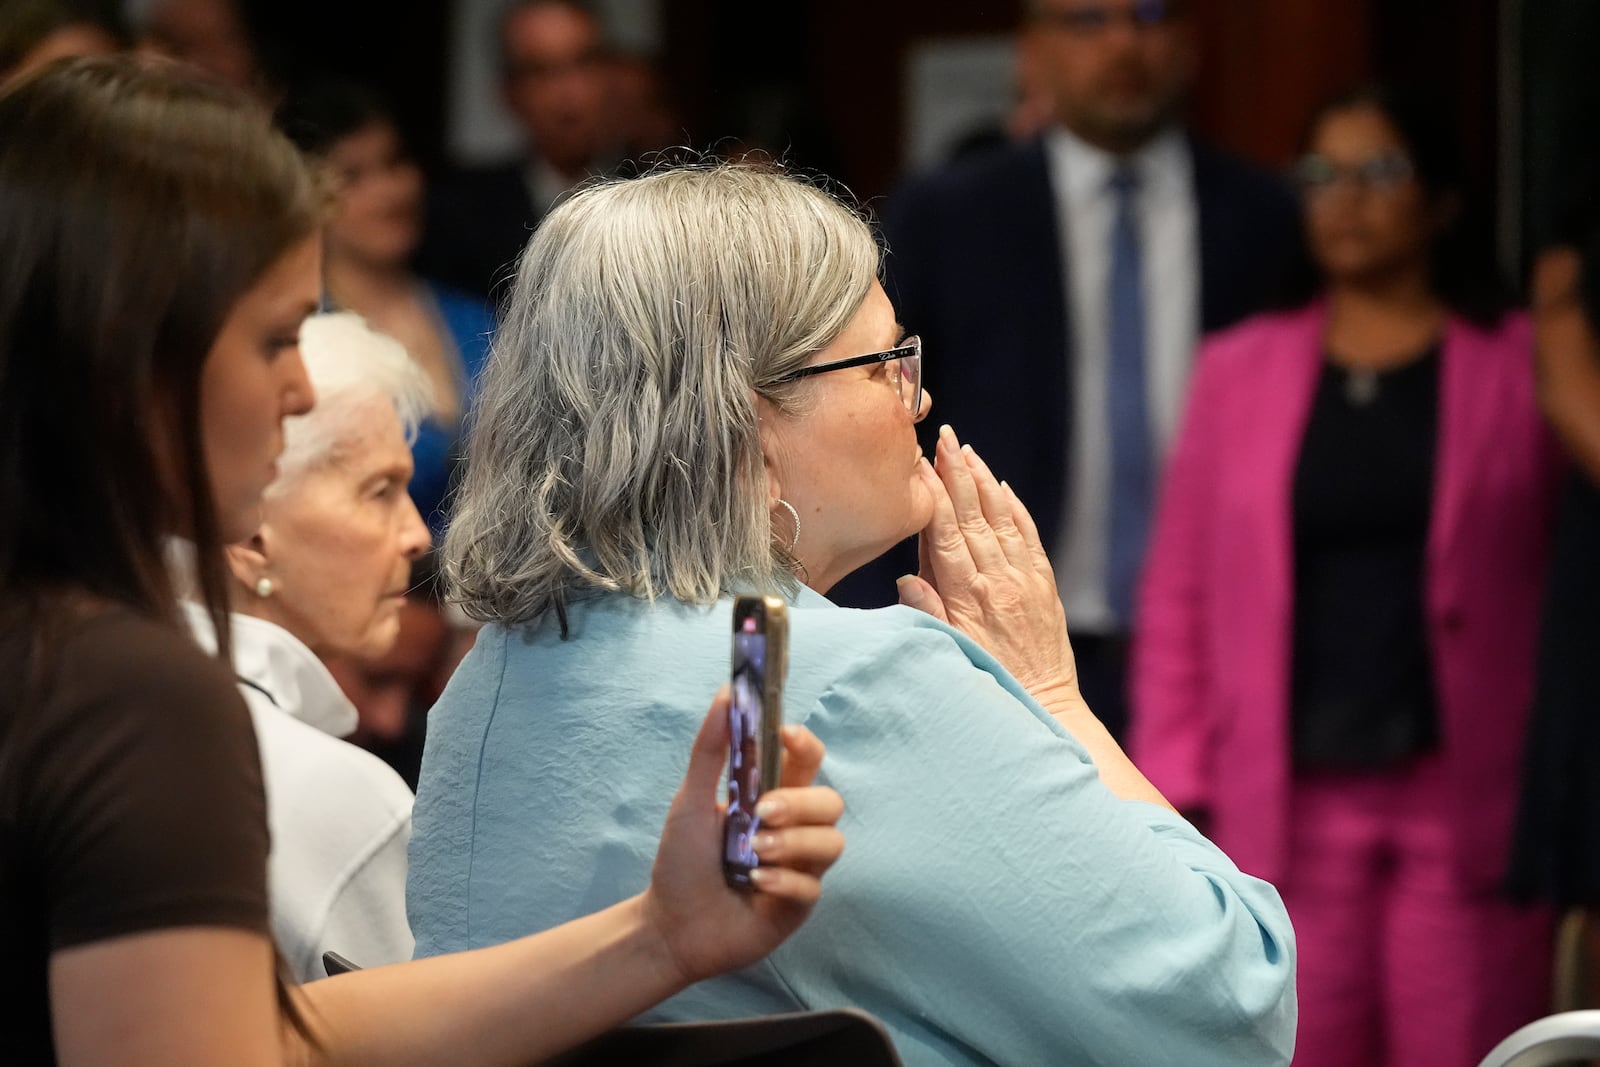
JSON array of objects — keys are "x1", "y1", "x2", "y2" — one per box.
[
  {"x1": 411, "y1": 286, "x2": 497, "y2": 535},
  {"x1": 768, "y1": 618, "x2": 1297, "y2": 1066},
  {"x1": 408, "y1": 419, "x2": 454, "y2": 538},
  {"x1": 430, "y1": 286, "x2": 496, "y2": 391}
]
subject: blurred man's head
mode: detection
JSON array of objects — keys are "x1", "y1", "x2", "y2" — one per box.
[
  {"x1": 607, "y1": 52, "x2": 680, "y2": 159},
  {"x1": 498, "y1": 0, "x2": 609, "y2": 178},
  {"x1": 138, "y1": 0, "x2": 263, "y2": 96},
  {"x1": 1027, "y1": 0, "x2": 1197, "y2": 155}
]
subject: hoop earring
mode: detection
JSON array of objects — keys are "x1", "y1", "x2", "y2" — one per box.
[{"x1": 775, "y1": 499, "x2": 800, "y2": 553}]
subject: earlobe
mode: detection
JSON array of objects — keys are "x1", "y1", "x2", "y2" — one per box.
[
  {"x1": 754, "y1": 396, "x2": 785, "y2": 508},
  {"x1": 223, "y1": 529, "x2": 271, "y2": 592},
  {"x1": 763, "y1": 457, "x2": 783, "y2": 510}
]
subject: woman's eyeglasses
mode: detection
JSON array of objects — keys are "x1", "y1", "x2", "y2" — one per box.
[
  {"x1": 1295, "y1": 153, "x2": 1415, "y2": 196},
  {"x1": 1035, "y1": 1, "x2": 1178, "y2": 36},
  {"x1": 774, "y1": 336, "x2": 923, "y2": 416}
]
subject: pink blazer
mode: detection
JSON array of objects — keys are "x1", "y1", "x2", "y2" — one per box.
[{"x1": 1130, "y1": 304, "x2": 1561, "y2": 889}]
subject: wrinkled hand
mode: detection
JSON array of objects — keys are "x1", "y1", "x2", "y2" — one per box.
[
  {"x1": 643, "y1": 687, "x2": 845, "y2": 985},
  {"x1": 896, "y1": 424, "x2": 1082, "y2": 712}
]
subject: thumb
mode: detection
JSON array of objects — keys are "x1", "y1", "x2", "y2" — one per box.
[
  {"x1": 678, "y1": 685, "x2": 732, "y2": 811},
  {"x1": 897, "y1": 574, "x2": 949, "y2": 622}
]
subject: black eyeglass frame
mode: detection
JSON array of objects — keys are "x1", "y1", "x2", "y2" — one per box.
[
  {"x1": 1294, "y1": 153, "x2": 1416, "y2": 195},
  {"x1": 772, "y1": 336, "x2": 923, "y2": 415}
]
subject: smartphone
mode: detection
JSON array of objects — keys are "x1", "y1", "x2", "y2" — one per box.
[{"x1": 723, "y1": 594, "x2": 788, "y2": 889}]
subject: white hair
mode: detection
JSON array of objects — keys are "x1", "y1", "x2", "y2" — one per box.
[
  {"x1": 271, "y1": 311, "x2": 435, "y2": 490},
  {"x1": 444, "y1": 162, "x2": 881, "y2": 629}
]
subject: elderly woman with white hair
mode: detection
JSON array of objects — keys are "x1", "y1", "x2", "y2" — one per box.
[
  {"x1": 189, "y1": 311, "x2": 432, "y2": 981},
  {"x1": 408, "y1": 163, "x2": 1298, "y2": 1066}
]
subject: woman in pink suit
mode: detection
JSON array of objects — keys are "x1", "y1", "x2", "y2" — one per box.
[{"x1": 1131, "y1": 86, "x2": 1562, "y2": 1067}]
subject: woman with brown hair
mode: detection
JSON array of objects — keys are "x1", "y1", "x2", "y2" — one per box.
[{"x1": 0, "y1": 55, "x2": 844, "y2": 1066}]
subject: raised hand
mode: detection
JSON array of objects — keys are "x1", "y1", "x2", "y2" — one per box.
[
  {"x1": 896, "y1": 424, "x2": 1082, "y2": 713},
  {"x1": 893, "y1": 428, "x2": 1171, "y2": 809}
]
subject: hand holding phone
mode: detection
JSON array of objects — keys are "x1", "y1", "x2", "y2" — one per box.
[
  {"x1": 723, "y1": 594, "x2": 787, "y2": 889},
  {"x1": 641, "y1": 684, "x2": 842, "y2": 985}
]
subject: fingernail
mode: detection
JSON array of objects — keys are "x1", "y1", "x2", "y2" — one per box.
[
  {"x1": 754, "y1": 797, "x2": 784, "y2": 820},
  {"x1": 939, "y1": 424, "x2": 957, "y2": 448},
  {"x1": 752, "y1": 833, "x2": 776, "y2": 852},
  {"x1": 748, "y1": 866, "x2": 774, "y2": 886}
]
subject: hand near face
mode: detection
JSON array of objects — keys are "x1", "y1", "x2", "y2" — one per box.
[
  {"x1": 1530, "y1": 246, "x2": 1600, "y2": 484},
  {"x1": 1533, "y1": 248, "x2": 1593, "y2": 378},
  {"x1": 897, "y1": 425, "x2": 1084, "y2": 715},
  {"x1": 642, "y1": 687, "x2": 844, "y2": 985}
]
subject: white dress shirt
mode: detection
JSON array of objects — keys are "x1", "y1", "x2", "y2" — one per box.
[
  {"x1": 185, "y1": 605, "x2": 416, "y2": 981},
  {"x1": 523, "y1": 154, "x2": 573, "y2": 217},
  {"x1": 1044, "y1": 124, "x2": 1200, "y2": 633}
]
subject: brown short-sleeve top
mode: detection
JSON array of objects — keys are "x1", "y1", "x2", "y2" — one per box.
[{"x1": 0, "y1": 604, "x2": 271, "y2": 1063}]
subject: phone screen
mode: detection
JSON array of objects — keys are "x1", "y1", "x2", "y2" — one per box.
[{"x1": 724, "y1": 598, "x2": 773, "y2": 889}]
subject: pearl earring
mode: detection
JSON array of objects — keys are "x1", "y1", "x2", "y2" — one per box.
[{"x1": 255, "y1": 576, "x2": 274, "y2": 598}]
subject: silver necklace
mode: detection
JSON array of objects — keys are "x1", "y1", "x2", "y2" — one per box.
[{"x1": 1344, "y1": 368, "x2": 1380, "y2": 406}]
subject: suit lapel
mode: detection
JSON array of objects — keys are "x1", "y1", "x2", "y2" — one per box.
[
  {"x1": 1193, "y1": 141, "x2": 1230, "y2": 334},
  {"x1": 1193, "y1": 142, "x2": 1266, "y2": 334},
  {"x1": 1000, "y1": 141, "x2": 1073, "y2": 540},
  {"x1": 1012, "y1": 139, "x2": 1070, "y2": 370}
]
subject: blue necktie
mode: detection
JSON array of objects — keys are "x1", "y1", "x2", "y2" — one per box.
[{"x1": 1106, "y1": 166, "x2": 1152, "y2": 627}]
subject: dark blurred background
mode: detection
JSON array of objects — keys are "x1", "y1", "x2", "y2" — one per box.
[
  {"x1": 42, "y1": 0, "x2": 1593, "y2": 274},
  {"x1": 74, "y1": 0, "x2": 1586, "y2": 279}
]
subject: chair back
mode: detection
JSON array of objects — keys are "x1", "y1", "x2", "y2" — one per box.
[
  {"x1": 321, "y1": 951, "x2": 360, "y2": 977},
  {"x1": 547, "y1": 1008, "x2": 903, "y2": 1067},
  {"x1": 317, "y1": 951, "x2": 902, "y2": 1065}
]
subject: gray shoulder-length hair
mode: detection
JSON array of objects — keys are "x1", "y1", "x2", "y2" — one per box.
[{"x1": 444, "y1": 162, "x2": 881, "y2": 628}]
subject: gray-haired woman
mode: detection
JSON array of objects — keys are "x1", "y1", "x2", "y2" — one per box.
[
  {"x1": 187, "y1": 311, "x2": 433, "y2": 981},
  {"x1": 410, "y1": 163, "x2": 1298, "y2": 1066}
]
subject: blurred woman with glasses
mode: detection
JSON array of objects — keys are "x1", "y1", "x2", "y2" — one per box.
[
  {"x1": 275, "y1": 80, "x2": 496, "y2": 539},
  {"x1": 408, "y1": 161, "x2": 1297, "y2": 1066},
  {"x1": 1131, "y1": 85, "x2": 1562, "y2": 1066}
]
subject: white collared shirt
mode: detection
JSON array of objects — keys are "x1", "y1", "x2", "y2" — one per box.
[
  {"x1": 184, "y1": 606, "x2": 416, "y2": 980},
  {"x1": 1044, "y1": 125, "x2": 1200, "y2": 632},
  {"x1": 523, "y1": 154, "x2": 579, "y2": 218}
]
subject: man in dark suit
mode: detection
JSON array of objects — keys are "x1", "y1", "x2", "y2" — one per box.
[
  {"x1": 833, "y1": 0, "x2": 1301, "y2": 743},
  {"x1": 419, "y1": 0, "x2": 611, "y2": 303}
]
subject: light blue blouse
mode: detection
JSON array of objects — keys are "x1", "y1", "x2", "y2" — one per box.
[{"x1": 408, "y1": 588, "x2": 1297, "y2": 1065}]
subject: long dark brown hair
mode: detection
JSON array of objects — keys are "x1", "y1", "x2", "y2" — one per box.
[
  {"x1": 0, "y1": 54, "x2": 324, "y2": 1032},
  {"x1": 0, "y1": 55, "x2": 321, "y2": 650}
]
